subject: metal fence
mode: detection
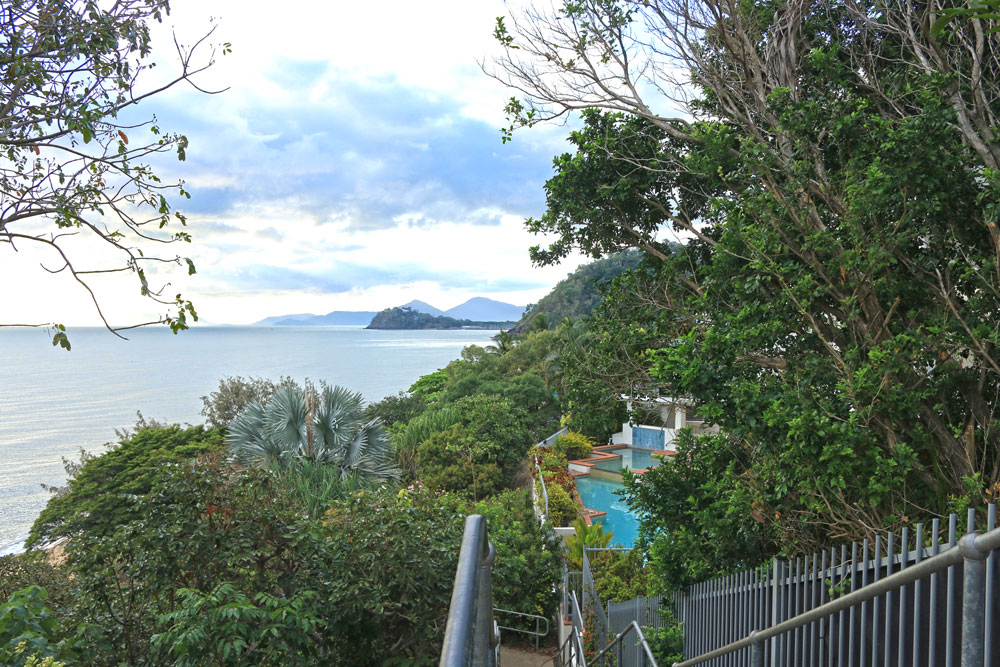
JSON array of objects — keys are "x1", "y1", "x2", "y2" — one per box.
[
  {"x1": 674, "y1": 505, "x2": 1000, "y2": 667},
  {"x1": 610, "y1": 595, "x2": 669, "y2": 665},
  {"x1": 580, "y1": 545, "x2": 665, "y2": 666}
]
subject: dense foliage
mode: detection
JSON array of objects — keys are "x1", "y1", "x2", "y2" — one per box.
[
  {"x1": 495, "y1": 0, "x2": 1000, "y2": 587},
  {"x1": 511, "y1": 251, "x2": 643, "y2": 333},
  {"x1": 27, "y1": 425, "x2": 224, "y2": 548},
  {"x1": 10, "y1": 418, "x2": 564, "y2": 664}
]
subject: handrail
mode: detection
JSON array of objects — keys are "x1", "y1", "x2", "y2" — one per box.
[
  {"x1": 537, "y1": 426, "x2": 569, "y2": 448},
  {"x1": 440, "y1": 515, "x2": 499, "y2": 667},
  {"x1": 533, "y1": 454, "x2": 549, "y2": 519},
  {"x1": 494, "y1": 607, "x2": 549, "y2": 650},
  {"x1": 588, "y1": 620, "x2": 659, "y2": 666},
  {"x1": 673, "y1": 525, "x2": 1000, "y2": 667},
  {"x1": 559, "y1": 590, "x2": 659, "y2": 667}
]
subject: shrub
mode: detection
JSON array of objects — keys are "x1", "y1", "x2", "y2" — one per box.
[
  {"x1": 542, "y1": 481, "x2": 579, "y2": 526},
  {"x1": 150, "y1": 584, "x2": 324, "y2": 666},
  {"x1": 553, "y1": 431, "x2": 594, "y2": 460},
  {"x1": 0, "y1": 553, "x2": 71, "y2": 612},
  {"x1": 364, "y1": 391, "x2": 426, "y2": 428},
  {"x1": 475, "y1": 490, "x2": 563, "y2": 627},
  {"x1": 0, "y1": 587, "x2": 78, "y2": 667},
  {"x1": 590, "y1": 548, "x2": 651, "y2": 603},
  {"x1": 59, "y1": 455, "x2": 469, "y2": 665},
  {"x1": 418, "y1": 425, "x2": 506, "y2": 498},
  {"x1": 27, "y1": 425, "x2": 225, "y2": 547},
  {"x1": 392, "y1": 406, "x2": 461, "y2": 477}
]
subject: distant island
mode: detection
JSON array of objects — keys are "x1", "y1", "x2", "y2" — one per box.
[
  {"x1": 254, "y1": 297, "x2": 525, "y2": 329},
  {"x1": 366, "y1": 307, "x2": 517, "y2": 330}
]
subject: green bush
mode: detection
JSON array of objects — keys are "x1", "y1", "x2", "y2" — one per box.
[
  {"x1": 0, "y1": 586, "x2": 78, "y2": 667},
  {"x1": 392, "y1": 406, "x2": 461, "y2": 477},
  {"x1": 417, "y1": 424, "x2": 507, "y2": 499},
  {"x1": 52, "y1": 454, "x2": 469, "y2": 665},
  {"x1": 553, "y1": 431, "x2": 594, "y2": 460},
  {"x1": 0, "y1": 553, "x2": 71, "y2": 613},
  {"x1": 542, "y1": 481, "x2": 579, "y2": 526},
  {"x1": 475, "y1": 490, "x2": 563, "y2": 627},
  {"x1": 590, "y1": 549, "x2": 651, "y2": 603},
  {"x1": 150, "y1": 583, "x2": 324, "y2": 666},
  {"x1": 28, "y1": 425, "x2": 225, "y2": 547}
]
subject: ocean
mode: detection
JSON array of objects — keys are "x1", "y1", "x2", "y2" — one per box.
[{"x1": 0, "y1": 325, "x2": 496, "y2": 554}]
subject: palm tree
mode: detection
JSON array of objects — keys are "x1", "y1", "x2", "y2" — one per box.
[{"x1": 227, "y1": 384, "x2": 399, "y2": 482}]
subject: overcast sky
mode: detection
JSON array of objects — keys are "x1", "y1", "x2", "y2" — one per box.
[{"x1": 6, "y1": 0, "x2": 593, "y2": 327}]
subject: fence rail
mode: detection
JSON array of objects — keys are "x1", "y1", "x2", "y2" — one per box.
[
  {"x1": 674, "y1": 505, "x2": 1000, "y2": 667},
  {"x1": 440, "y1": 515, "x2": 499, "y2": 667}
]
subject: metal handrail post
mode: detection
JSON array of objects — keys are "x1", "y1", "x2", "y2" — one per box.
[
  {"x1": 477, "y1": 539, "x2": 498, "y2": 664},
  {"x1": 960, "y1": 531, "x2": 988, "y2": 667},
  {"x1": 750, "y1": 631, "x2": 763, "y2": 667}
]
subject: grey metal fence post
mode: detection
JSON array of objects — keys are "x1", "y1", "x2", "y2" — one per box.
[
  {"x1": 751, "y1": 631, "x2": 764, "y2": 667},
  {"x1": 960, "y1": 531, "x2": 987, "y2": 667},
  {"x1": 477, "y1": 540, "x2": 498, "y2": 667}
]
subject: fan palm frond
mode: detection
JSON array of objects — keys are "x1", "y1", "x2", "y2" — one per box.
[{"x1": 226, "y1": 383, "x2": 398, "y2": 482}]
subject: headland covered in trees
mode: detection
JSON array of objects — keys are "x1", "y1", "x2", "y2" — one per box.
[{"x1": 256, "y1": 297, "x2": 526, "y2": 328}]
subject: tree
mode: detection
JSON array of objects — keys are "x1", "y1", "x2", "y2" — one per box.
[
  {"x1": 27, "y1": 423, "x2": 224, "y2": 547},
  {"x1": 494, "y1": 0, "x2": 1000, "y2": 555},
  {"x1": 0, "y1": 0, "x2": 227, "y2": 348},
  {"x1": 227, "y1": 384, "x2": 400, "y2": 482},
  {"x1": 200, "y1": 375, "x2": 297, "y2": 428}
]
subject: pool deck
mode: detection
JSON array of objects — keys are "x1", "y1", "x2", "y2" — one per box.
[{"x1": 569, "y1": 444, "x2": 674, "y2": 526}]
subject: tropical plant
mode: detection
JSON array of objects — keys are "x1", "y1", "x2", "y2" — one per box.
[
  {"x1": 566, "y1": 517, "x2": 614, "y2": 569},
  {"x1": 227, "y1": 385, "x2": 399, "y2": 482},
  {"x1": 391, "y1": 406, "x2": 462, "y2": 477},
  {"x1": 275, "y1": 460, "x2": 381, "y2": 518}
]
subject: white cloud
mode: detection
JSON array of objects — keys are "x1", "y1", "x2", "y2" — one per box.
[{"x1": 4, "y1": 0, "x2": 597, "y2": 329}]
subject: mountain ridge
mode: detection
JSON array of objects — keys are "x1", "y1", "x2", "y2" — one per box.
[{"x1": 254, "y1": 297, "x2": 525, "y2": 327}]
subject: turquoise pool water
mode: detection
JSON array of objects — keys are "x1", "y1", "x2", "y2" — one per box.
[
  {"x1": 593, "y1": 446, "x2": 667, "y2": 472},
  {"x1": 574, "y1": 475, "x2": 638, "y2": 547}
]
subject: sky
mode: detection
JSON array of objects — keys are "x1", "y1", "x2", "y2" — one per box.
[{"x1": 5, "y1": 0, "x2": 592, "y2": 327}]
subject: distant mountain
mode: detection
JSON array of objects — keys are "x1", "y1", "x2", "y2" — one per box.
[
  {"x1": 253, "y1": 313, "x2": 317, "y2": 326},
  {"x1": 253, "y1": 296, "x2": 524, "y2": 328},
  {"x1": 275, "y1": 311, "x2": 376, "y2": 326},
  {"x1": 399, "y1": 300, "x2": 444, "y2": 316},
  {"x1": 254, "y1": 311, "x2": 376, "y2": 326},
  {"x1": 443, "y1": 297, "x2": 525, "y2": 322},
  {"x1": 510, "y1": 251, "x2": 644, "y2": 334}
]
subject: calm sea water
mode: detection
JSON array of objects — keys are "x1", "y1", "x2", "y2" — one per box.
[{"x1": 0, "y1": 326, "x2": 495, "y2": 554}]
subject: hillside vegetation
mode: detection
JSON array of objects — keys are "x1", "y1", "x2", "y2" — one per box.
[{"x1": 511, "y1": 251, "x2": 643, "y2": 333}]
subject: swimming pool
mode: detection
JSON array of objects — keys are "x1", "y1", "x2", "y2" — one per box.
[
  {"x1": 593, "y1": 446, "x2": 667, "y2": 472},
  {"x1": 574, "y1": 475, "x2": 639, "y2": 547}
]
